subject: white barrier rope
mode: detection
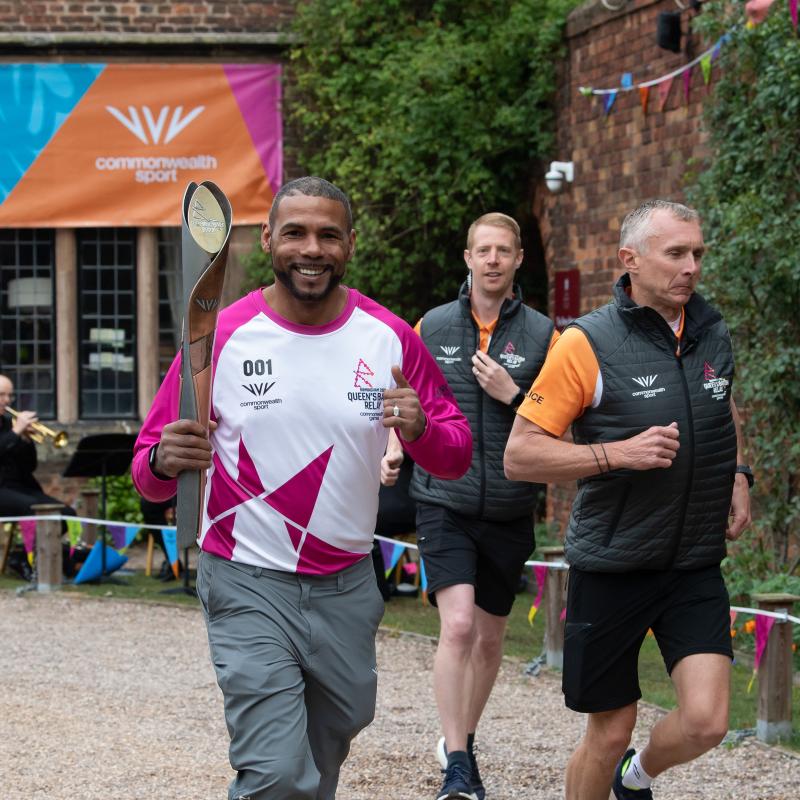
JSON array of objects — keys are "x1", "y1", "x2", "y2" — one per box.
[{"x1": 4, "y1": 514, "x2": 799, "y2": 625}]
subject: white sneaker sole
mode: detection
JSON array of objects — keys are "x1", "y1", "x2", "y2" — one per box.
[{"x1": 436, "y1": 735, "x2": 448, "y2": 769}]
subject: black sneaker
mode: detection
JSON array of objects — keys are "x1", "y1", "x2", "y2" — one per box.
[
  {"x1": 436, "y1": 737, "x2": 484, "y2": 800},
  {"x1": 468, "y1": 745, "x2": 485, "y2": 800},
  {"x1": 436, "y1": 760, "x2": 476, "y2": 800},
  {"x1": 612, "y1": 748, "x2": 653, "y2": 800}
]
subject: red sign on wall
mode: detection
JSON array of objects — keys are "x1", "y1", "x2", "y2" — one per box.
[{"x1": 554, "y1": 269, "x2": 580, "y2": 331}]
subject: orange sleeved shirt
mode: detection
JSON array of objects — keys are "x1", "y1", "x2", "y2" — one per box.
[
  {"x1": 517, "y1": 310, "x2": 684, "y2": 437},
  {"x1": 414, "y1": 312, "x2": 497, "y2": 352}
]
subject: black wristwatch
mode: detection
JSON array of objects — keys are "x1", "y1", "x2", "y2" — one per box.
[
  {"x1": 735, "y1": 464, "x2": 754, "y2": 489},
  {"x1": 509, "y1": 389, "x2": 526, "y2": 411},
  {"x1": 149, "y1": 444, "x2": 171, "y2": 480}
]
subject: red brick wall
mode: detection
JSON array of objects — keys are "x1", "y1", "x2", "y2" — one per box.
[
  {"x1": 536, "y1": 0, "x2": 715, "y2": 533},
  {"x1": 0, "y1": 1, "x2": 294, "y2": 33}
]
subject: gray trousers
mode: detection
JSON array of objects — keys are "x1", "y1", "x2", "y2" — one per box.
[{"x1": 196, "y1": 552, "x2": 384, "y2": 800}]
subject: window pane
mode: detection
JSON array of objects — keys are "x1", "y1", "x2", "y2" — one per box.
[
  {"x1": 0, "y1": 229, "x2": 56, "y2": 417},
  {"x1": 157, "y1": 228, "x2": 182, "y2": 381},
  {"x1": 78, "y1": 228, "x2": 137, "y2": 419}
]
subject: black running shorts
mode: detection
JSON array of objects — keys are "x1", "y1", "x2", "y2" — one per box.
[
  {"x1": 415, "y1": 502, "x2": 534, "y2": 617},
  {"x1": 562, "y1": 564, "x2": 733, "y2": 713}
]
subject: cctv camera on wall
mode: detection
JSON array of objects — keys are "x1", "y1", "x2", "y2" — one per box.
[{"x1": 545, "y1": 161, "x2": 574, "y2": 194}]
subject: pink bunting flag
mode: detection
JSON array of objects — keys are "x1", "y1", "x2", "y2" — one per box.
[
  {"x1": 20, "y1": 519, "x2": 36, "y2": 554},
  {"x1": 528, "y1": 565, "x2": 548, "y2": 625},
  {"x1": 683, "y1": 66, "x2": 693, "y2": 103},
  {"x1": 792, "y1": 0, "x2": 798, "y2": 30},
  {"x1": 658, "y1": 77, "x2": 674, "y2": 111},
  {"x1": 753, "y1": 614, "x2": 776, "y2": 672},
  {"x1": 559, "y1": 607, "x2": 567, "y2": 622},
  {"x1": 747, "y1": 614, "x2": 777, "y2": 692}
]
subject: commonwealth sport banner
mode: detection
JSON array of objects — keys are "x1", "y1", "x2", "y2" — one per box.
[{"x1": 0, "y1": 63, "x2": 282, "y2": 227}]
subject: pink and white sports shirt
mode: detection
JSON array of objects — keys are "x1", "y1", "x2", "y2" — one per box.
[{"x1": 133, "y1": 288, "x2": 471, "y2": 575}]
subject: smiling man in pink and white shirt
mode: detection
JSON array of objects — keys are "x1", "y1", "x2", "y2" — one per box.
[{"x1": 133, "y1": 177, "x2": 471, "y2": 800}]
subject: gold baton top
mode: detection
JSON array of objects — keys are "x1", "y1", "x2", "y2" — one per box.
[{"x1": 188, "y1": 184, "x2": 227, "y2": 254}]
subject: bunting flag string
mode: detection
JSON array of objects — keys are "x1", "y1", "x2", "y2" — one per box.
[
  {"x1": 580, "y1": 1, "x2": 798, "y2": 115},
  {"x1": 578, "y1": 34, "x2": 728, "y2": 99}
]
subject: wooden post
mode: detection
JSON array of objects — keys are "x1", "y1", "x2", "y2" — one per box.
[
  {"x1": 540, "y1": 546, "x2": 569, "y2": 670},
  {"x1": 751, "y1": 592, "x2": 799, "y2": 744},
  {"x1": 79, "y1": 487, "x2": 101, "y2": 546},
  {"x1": 32, "y1": 503, "x2": 64, "y2": 592}
]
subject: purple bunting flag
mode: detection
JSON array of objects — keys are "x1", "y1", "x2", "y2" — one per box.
[
  {"x1": 108, "y1": 525, "x2": 126, "y2": 550},
  {"x1": 683, "y1": 66, "x2": 693, "y2": 102}
]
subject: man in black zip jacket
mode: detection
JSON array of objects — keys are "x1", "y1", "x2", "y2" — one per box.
[
  {"x1": 383, "y1": 213, "x2": 556, "y2": 800},
  {"x1": 505, "y1": 200, "x2": 752, "y2": 800}
]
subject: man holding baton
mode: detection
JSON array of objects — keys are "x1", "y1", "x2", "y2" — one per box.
[{"x1": 133, "y1": 177, "x2": 471, "y2": 800}]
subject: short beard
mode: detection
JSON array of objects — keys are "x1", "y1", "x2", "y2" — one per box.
[{"x1": 274, "y1": 266, "x2": 342, "y2": 303}]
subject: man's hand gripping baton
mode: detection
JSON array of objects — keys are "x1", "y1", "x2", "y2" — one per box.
[{"x1": 176, "y1": 182, "x2": 233, "y2": 549}]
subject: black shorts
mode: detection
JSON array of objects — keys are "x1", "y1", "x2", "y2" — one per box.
[
  {"x1": 415, "y1": 502, "x2": 534, "y2": 617},
  {"x1": 562, "y1": 564, "x2": 733, "y2": 713}
]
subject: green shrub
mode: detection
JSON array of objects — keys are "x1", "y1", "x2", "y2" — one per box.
[
  {"x1": 689, "y1": 7, "x2": 800, "y2": 588},
  {"x1": 244, "y1": 0, "x2": 582, "y2": 321}
]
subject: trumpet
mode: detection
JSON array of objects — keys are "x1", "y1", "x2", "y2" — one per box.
[{"x1": 6, "y1": 406, "x2": 69, "y2": 448}]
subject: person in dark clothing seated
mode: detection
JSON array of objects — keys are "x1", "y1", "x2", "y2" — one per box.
[{"x1": 0, "y1": 374, "x2": 76, "y2": 520}]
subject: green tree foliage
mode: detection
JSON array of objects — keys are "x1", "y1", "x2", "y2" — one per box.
[
  {"x1": 688, "y1": 7, "x2": 800, "y2": 586},
  {"x1": 88, "y1": 474, "x2": 144, "y2": 524},
  {"x1": 245, "y1": 0, "x2": 579, "y2": 321}
]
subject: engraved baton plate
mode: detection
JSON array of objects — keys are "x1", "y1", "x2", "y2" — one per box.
[{"x1": 188, "y1": 184, "x2": 227, "y2": 254}]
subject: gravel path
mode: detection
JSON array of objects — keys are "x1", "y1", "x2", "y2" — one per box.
[{"x1": 0, "y1": 593, "x2": 797, "y2": 799}]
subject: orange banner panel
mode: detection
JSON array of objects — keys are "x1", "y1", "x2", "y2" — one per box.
[{"x1": 0, "y1": 64, "x2": 282, "y2": 227}]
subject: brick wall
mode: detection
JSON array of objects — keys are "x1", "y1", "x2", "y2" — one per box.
[
  {"x1": 0, "y1": 1, "x2": 294, "y2": 34},
  {"x1": 536, "y1": 0, "x2": 714, "y2": 533}
]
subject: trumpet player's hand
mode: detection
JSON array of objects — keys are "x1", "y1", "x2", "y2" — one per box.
[
  {"x1": 12, "y1": 410, "x2": 38, "y2": 439},
  {"x1": 154, "y1": 419, "x2": 218, "y2": 478}
]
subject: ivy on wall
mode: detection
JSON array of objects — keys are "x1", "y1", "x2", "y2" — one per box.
[
  {"x1": 689, "y1": 6, "x2": 800, "y2": 589},
  {"x1": 246, "y1": 0, "x2": 580, "y2": 322}
]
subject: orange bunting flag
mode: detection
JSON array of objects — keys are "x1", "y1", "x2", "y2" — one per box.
[
  {"x1": 658, "y1": 76, "x2": 674, "y2": 111},
  {"x1": 639, "y1": 86, "x2": 650, "y2": 115}
]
